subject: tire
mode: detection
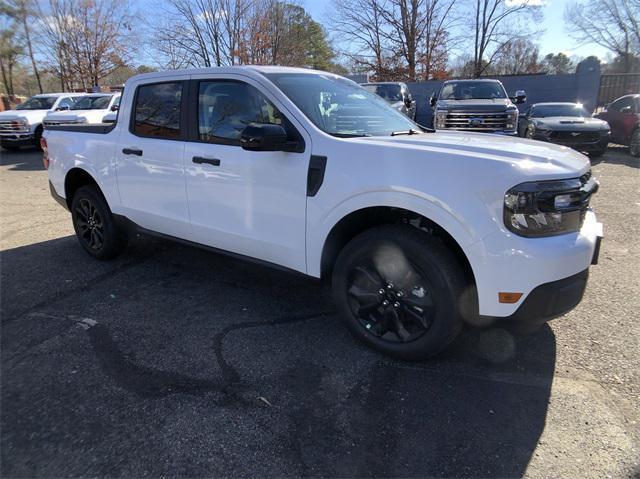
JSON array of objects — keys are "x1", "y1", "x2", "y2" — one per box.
[
  {"x1": 34, "y1": 126, "x2": 43, "y2": 150},
  {"x1": 1, "y1": 144, "x2": 19, "y2": 151},
  {"x1": 332, "y1": 224, "x2": 466, "y2": 360},
  {"x1": 588, "y1": 148, "x2": 607, "y2": 158},
  {"x1": 630, "y1": 129, "x2": 640, "y2": 158},
  {"x1": 71, "y1": 185, "x2": 127, "y2": 260}
]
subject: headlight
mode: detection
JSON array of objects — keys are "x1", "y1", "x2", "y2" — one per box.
[
  {"x1": 12, "y1": 118, "x2": 29, "y2": 130},
  {"x1": 506, "y1": 109, "x2": 518, "y2": 130},
  {"x1": 435, "y1": 110, "x2": 447, "y2": 129},
  {"x1": 504, "y1": 173, "x2": 598, "y2": 237}
]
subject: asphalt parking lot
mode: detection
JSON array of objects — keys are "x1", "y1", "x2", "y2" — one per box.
[{"x1": 1, "y1": 146, "x2": 639, "y2": 478}]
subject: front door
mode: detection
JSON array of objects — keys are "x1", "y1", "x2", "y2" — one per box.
[
  {"x1": 183, "y1": 76, "x2": 311, "y2": 272},
  {"x1": 116, "y1": 79, "x2": 191, "y2": 238}
]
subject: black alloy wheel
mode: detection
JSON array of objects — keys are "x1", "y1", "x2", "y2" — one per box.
[
  {"x1": 71, "y1": 185, "x2": 127, "y2": 259},
  {"x1": 74, "y1": 197, "x2": 105, "y2": 251},
  {"x1": 333, "y1": 224, "x2": 467, "y2": 360},
  {"x1": 347, "y1": 261, "x2": 434, "y2": 343}
]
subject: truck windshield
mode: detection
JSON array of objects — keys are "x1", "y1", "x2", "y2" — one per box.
[
  {"x1": 264, "y1": 73, "x2": 418, "y2": 137},
  {"x1": 362, "y1": 84, "x2": 403, "y2": 102},
  {"x1": 15, "y1": 96, "x2": 57, "y2": 110},
  {"x1": 439, "y1": 81, "x2": 507, "y2": 100},
  {"x1": 530, "y1": 104, "x2": 590, "y2": 118},
  {"x1": 71, "y1": 95, "x2": 113, "y2": 110}
]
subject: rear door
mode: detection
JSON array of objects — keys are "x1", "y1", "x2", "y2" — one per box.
[
  {"x1": 116, "y1": 79, "x2": 191, "y2": 238},
  {"x1": 182, "y1": 74, "x2": 311, "y2": 272}
]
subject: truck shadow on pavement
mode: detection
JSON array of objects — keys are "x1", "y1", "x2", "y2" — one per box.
[
  {"x1": 0, "y1": 147, "x2": 45, "y2": 172},
  {"x1": 1, "y1": 234, "x2": 556, "y2": 478}
]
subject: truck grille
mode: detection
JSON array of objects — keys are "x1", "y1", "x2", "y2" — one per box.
[
  {"x1": 549, "y1": 131, "x2": 600, "y2": 143},
  {"x1": 444, "y1": 112, "x2": 507, "y2": 131},
  {"x1": 0, "y1": 120, "x2": 29, "y2": 133}
]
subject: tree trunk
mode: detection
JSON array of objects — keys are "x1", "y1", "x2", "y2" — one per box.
[{"x1": 22, "y1": 15, "x2": 43, "y2": 94}]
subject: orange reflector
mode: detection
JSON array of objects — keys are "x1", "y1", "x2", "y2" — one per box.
[{"x1": 499, "y1": 292, "x2": 523, "y2": 304}]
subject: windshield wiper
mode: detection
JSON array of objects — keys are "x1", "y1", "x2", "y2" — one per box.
[
  {"x1": 331, "y1": 132, "x2": 371, "y2": 138},
  {"x1": 390, "y1": 128, "x2": 420, "y2": 136}
]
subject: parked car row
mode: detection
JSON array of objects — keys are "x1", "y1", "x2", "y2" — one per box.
[
  {"x1": 362, "y1": 79, "x2": 638, "y2": 158},
  {"x1": 0, "y1": 91, "x2": 120, "y2": 150}
]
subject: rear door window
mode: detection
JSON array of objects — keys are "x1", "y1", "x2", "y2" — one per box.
[{"x1": 132, "y1": 82, "x2": 183, "y2": 139}]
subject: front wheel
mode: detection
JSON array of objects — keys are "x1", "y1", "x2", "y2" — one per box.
[
  {"x1": 588, "y1": 148, "x2": 607, "y2": 158},
  {"x1": 1, "y1": 143, "x2": 19, "y2": 151},
  {"x1": 71, "y1": 185, "x2": 127, "y2": 260},
  {"x1": 332, "y1": 225, "x2": 466, "y2": 360},
  {"x1": 630, "y1": 129, "x2": 640, "y2": 158}
]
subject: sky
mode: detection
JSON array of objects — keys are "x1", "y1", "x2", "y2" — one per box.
[{"x1": 299, "y1": 0, "x2": 611, "y2": 62}]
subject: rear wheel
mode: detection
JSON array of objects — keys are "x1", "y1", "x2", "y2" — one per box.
[
  {"x1": 332, "y1": 224, "x2": 466, "y2": 360},
  {"x1": 630, "y1": 129, "x2": 640, "y2": 158},
  {"x1": 588, "y1": 148, "x2": 607, "y2": 158},
  {"x1": 71, "y1": 185, "x2": 127, "y2": 260}
]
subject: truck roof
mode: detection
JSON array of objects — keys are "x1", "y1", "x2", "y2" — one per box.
[
  {"x1": 442, "y1": 79, "x2": 502, "y2": 84},
  {"x1": 32, "y1": 92, "x2": 86, "y2": 98},
  {"x1": 126, "y1": 65, "x2": 334, "y2": 85}
]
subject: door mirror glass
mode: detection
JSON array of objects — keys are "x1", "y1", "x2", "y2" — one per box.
[
  {"x1": 111, "y1": 104, "x2": 119, "y2": 112},
  {"x1": 240, "y1": 123, "x2": 289, "y2": 151},
  {"x1": 56, "y1": 105, "x2": 69, "y2": 111},
  {"x1": 620, "y1": 105, "x2": 632, "y2": 114},
  {"x1": 429, "y1": 95, "x2": 437, "y2": 107}
]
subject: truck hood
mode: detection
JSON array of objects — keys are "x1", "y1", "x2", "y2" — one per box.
[
  {"x1": 0, "y1": 109, "x2": 49, "y2": 123},
  {"x1": 353, "y1": 130, "x2": 589, "y2": 177},
  {"x1": 435, "y1": 98, "x2": 513, "y2": 112},
  {"x1": 532, "y1": 117, "x2": 610, "y2": 131}
]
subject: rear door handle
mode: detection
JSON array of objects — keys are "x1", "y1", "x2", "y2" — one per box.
[
  {"x1": 122, "y1": 148, "x2": 143, "y2": 156},
  {"x1": 192, "y1": 156, "x2": 221, "y2": 166}
]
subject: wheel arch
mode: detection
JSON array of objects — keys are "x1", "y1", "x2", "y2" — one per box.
[
  {"x1": 64, "y1": 167, "x2": 101, "y2": 209},
  {"x1": 318, "y1": 206, "x2": 477, "y2": 294}
]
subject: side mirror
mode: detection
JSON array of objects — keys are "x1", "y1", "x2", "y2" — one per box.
[
  {"x1": 620, "y1": 106, "x2": 632, "y2": 114},
  {"x1": 513, "y1": 90, "x2": 527, "y2": 104},
  {"x1": 111, "y1": 104, "x2": 119, "y2": 112},
  {"x1": 429, "y1": 95, "x2": 437, "y2": 107},
  {"x1": 404, "y1": 95, "x2": 413, "y2": 108},
  {"x1": 241, "y1": 123, "x2": 291, "y2": 152},
  {"x1": 56, "y1": 105, "x2": 69, "y2": 111}
]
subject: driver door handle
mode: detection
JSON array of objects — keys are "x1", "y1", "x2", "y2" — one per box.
[
  {"x1": 192, "y1": 156, "x2": 221, "y2": 166},
  {"x1": 122, "y1": 148, "x2": 143, "y2": 156}
]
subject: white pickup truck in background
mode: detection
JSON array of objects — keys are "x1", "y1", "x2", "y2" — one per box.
[
  {"x1": 43, "y1": 93, "x2": 121, "y2": 127},
  {"x1": 43, "y1": 66, "x2": 603, "y2": 359},
  {"x1": 0, "y1": 93, "x2": 84, "y2": 150}
]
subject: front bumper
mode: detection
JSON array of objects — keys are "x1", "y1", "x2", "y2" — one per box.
[
  {"x1": 532, "y1": 131, "x2": 609, "y2": 151},
  {"x1": 491, "y1": 268, "x2": 589, "y2": 329},
  {"x1": 468, "y1": 210, "x2": 603, "y2": 319},
  {"x1": 0, "y1": 132, "x2": 35, "y2": 146}
]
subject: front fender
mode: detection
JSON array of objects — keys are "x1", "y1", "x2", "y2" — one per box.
[{"x1": 306, "y1": 188, "x2": 482, "y2": 278}]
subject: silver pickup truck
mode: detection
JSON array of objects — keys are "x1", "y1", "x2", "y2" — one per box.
[{"x1": 430, "y1": 79, "x2": 526, "y2": 135}]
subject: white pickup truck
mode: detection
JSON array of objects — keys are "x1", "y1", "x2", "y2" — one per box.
[
  {"x1": 44, "y1": 66, "x2": 603, "y2": 359},
  {"x1": 0, "y1": 93, "x2": 84, "y2": 150},
  {"x1": 43, "y1": 93, "x2": 121, "y2": 127}
]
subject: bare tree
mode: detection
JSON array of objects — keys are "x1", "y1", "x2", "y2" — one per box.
[
  {"x1": 565, "y1": 0, "x2": 640, "y2": 73},
  {"x1": 467, "y1": 0, "x2": 542, "y2": 77},
  {"x1": 419, "y1": 0, "x2": 458, "y2": 79},
  {"x1": 330, "y1": 0, "x2": 391, "y2": 78},
  {"x1": 492, "y1": 38, "x2": 542, "y2": 75},
  {"x1": 38, "y1": 0, "x2": 133, "y2": 90},
  {"x1": 1, "y1": 0, "x2": 42, "y2": 93},
  {"x1": 0, "y1": 28, "x2": 21, "y2": 96}
]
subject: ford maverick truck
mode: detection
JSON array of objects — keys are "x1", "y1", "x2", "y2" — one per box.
[{"x1": 44, "y1": 66, "x2": 602, "y2": 360}]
